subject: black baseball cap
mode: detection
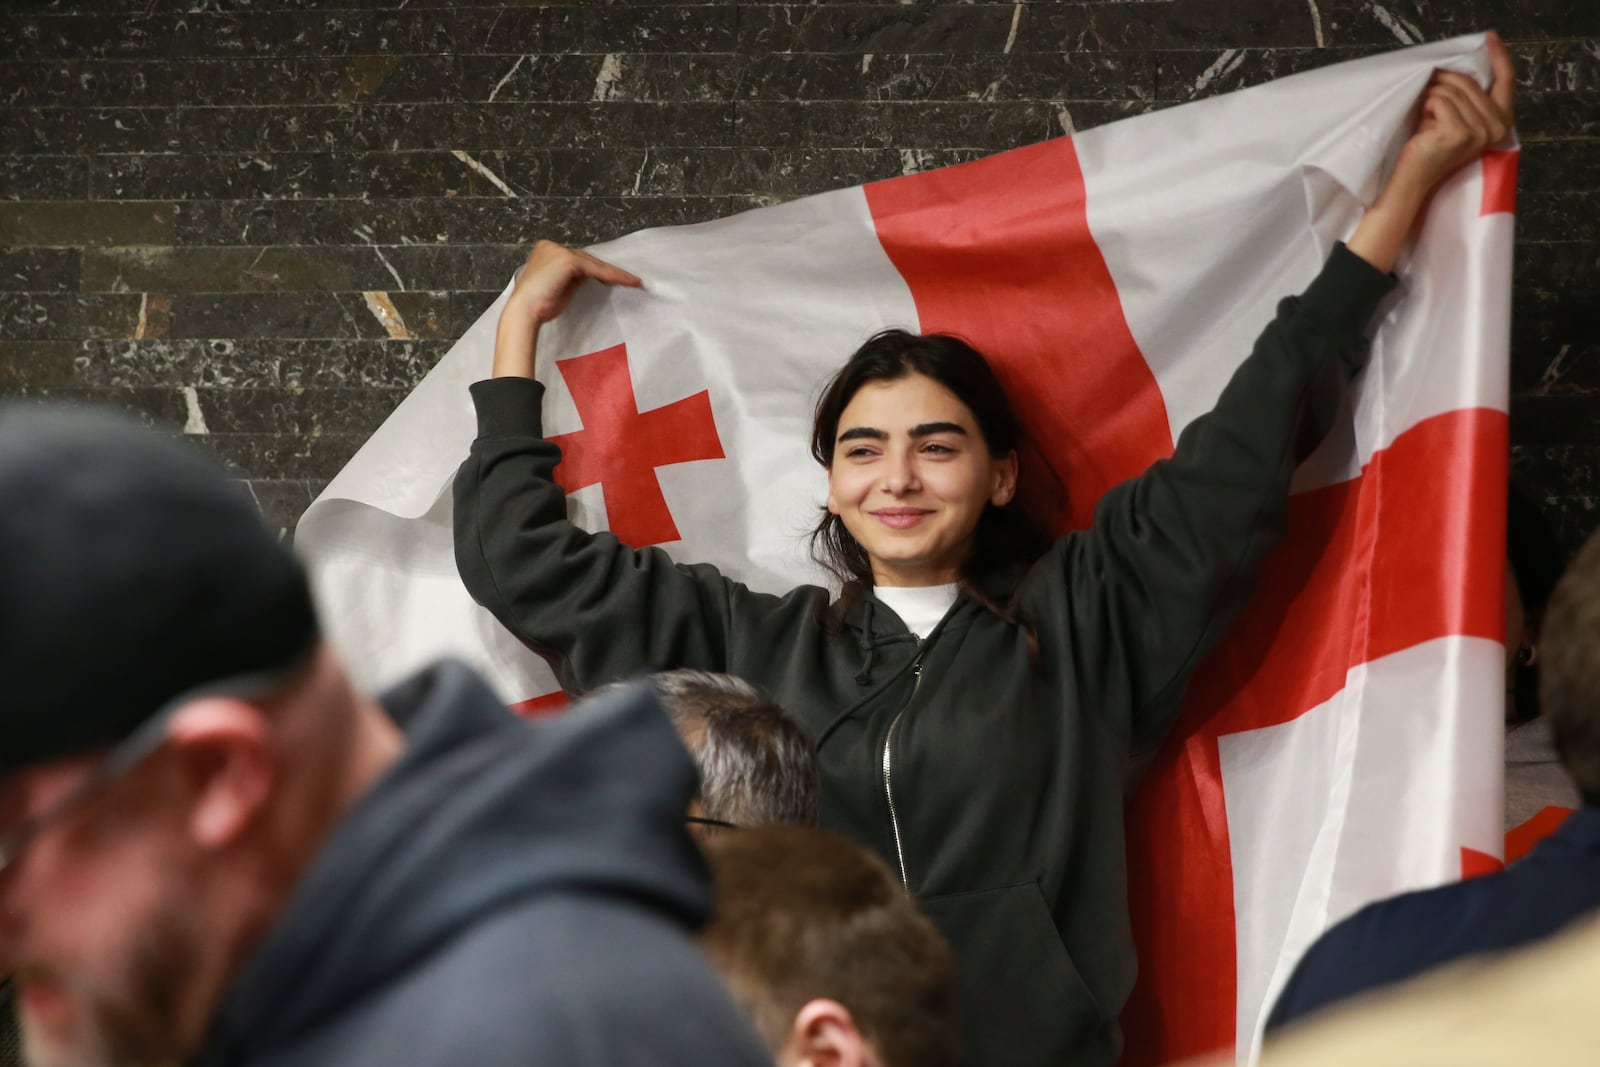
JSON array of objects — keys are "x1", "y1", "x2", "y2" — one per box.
[{"x1": 0, "y1": 404, "x2": 318, "y2": 778}]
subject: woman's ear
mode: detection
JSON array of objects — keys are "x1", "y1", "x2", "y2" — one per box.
[
  {"x1": 780, "y1": 999, "x2": 874, "y2": 1067},
  {"x1": 826, "y1": 471, "x2": 841, "y2": 516},
  {"x1": 990, "y1": 450, "x2": 1019, "y2": 507}
]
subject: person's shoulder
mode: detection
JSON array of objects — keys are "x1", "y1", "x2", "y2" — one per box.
[
  {"x1": 301, "y1": 896, "x2": 768, "y2": 1067},
  {"x1": 463, "y1": 896, "x2": 770, "y2": 1063},
  {"x1": 446, "y1": 889, "x2": 718, "y2": 992},
  {"x1": 1329, "y1": 863, "x2": 1547, "y2": 962},
  {"x1": 1270, "y1": 877, "x2": 1508, "y2": 1031},
  {"x1": 1311, "y1": 881, "x2": 1476, "y2": 960}
]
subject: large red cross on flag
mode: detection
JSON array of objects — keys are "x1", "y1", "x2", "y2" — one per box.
[{"x1": 298, "y1": 36, "x2": 1511, "y2": 1062}]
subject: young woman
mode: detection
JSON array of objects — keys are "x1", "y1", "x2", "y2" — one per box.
[{"x1": 454, "y1": 44, "x2": 1513, "y2": 1067}]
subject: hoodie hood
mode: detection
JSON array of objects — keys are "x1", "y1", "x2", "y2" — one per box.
[
  {"x1": 836, "y1": 585, "x2": 979, "y2": 689},
  {"x1": 197, "y1": 660, "x2": 707, "y2": 1065}
]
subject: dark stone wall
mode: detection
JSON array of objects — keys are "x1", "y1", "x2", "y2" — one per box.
[{"x1": 1, "y1": 2, "x2": 1596, "y2": 549}]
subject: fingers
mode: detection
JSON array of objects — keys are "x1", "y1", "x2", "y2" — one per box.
[
  {"x1": 525, "y1": 240, "x2": 643, "y2": 288},
  {"x1": 1413, "y1": 90, "x2": 1470, "y2": 171},
  {"x1": 505, "y1": 239, "x2": 645, "y2": 329},
  {"x1": 1426, "y1": 76, "x2": 1496, "y2": 148},
  {"x1": 1429, "y1": 31, "x2": 1515, "y2": 127},
  {"x1": 573, "y1": 248, "x2": 644, "y2": 288},
  {"x1": 1431, "y1": 69, "x2": 1510, "y2": 144},
  {"x1": 1486, "y1": 30, "x2": 1516, "y2": 121}
]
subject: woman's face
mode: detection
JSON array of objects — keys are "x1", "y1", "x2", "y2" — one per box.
[{"x1": 826, "y1": 373, "x2": 1017, "y2": 588}]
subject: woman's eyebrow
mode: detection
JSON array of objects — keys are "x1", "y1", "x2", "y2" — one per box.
[
  {"x1": 838, "y1": 422, "x2": 967, "y2": 443},
  {"x1": 910, "y1": 422, "x2": 967, "y2": 438}
]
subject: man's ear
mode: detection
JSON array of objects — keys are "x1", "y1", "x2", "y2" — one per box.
[
  {"x1": 780, "y1": 999, "x2": 876, "y2": 1067},
  {"x1": 165, "y1": 698, "x2": 274, "y2": 850}
]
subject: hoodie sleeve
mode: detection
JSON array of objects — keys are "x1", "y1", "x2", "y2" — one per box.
[
  {"x1": 453, "y1": 376, "x2": 815, "y2": 692},
  {"x1": 1038, "y1": 243, "x2": 1395, "y2": 754}
]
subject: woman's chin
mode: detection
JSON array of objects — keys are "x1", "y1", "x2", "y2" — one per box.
[{"x1": 870, "y1": 556, "x2": 962, "y2": 587}]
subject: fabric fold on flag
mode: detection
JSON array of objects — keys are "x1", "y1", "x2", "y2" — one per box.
[{"x1": 297, "y1": 34, "x2": 1510, "y2": 1064}]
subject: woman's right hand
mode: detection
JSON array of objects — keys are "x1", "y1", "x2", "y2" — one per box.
[{"x1": 493, "y1": 240, "x2": 643, "y2": 379}]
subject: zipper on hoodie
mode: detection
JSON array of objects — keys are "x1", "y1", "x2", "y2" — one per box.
[{"x1": 881, "y1": 641, "x2": 926, "y2": 891}]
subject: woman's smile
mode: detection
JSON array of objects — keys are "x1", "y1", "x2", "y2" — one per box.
[{"x1": 871, "y1": 508, "x2": 935, "y2": 530}]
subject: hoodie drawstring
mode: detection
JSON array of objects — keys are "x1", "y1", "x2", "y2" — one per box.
[{"x1": 855, "y1": 597, "x2": 877, "y2": 685}]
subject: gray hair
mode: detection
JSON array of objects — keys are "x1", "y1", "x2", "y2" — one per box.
[{"x1": 648, "y1": 670, "x2": 820, "y2": 829}]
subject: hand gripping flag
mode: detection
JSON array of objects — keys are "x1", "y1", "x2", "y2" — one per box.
[{"x1": 297, "y1": 35, "x2": 1512, "y2": 1063}]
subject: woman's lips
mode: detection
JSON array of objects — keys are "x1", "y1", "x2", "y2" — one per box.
[{"x1": 872, "y1": 509, "x2": 933, "y2": 529}]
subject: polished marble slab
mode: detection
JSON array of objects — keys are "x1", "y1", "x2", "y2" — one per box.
[{"x1": 0, "y1": 0, "x2": 1593, "y2": 544}]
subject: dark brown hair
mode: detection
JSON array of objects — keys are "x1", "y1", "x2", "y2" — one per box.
[
  {"x1": 1507, "y1": 484, "x2": 1567, "y2": 723},
  {"x1": 699, "y1": 826, "x2": 959, "y2": 1067},
  {"x1": 809, "y1": 329, "x2": 1054, "y2": 656},
  {"x1": 1539, "y1": 524, "x2": 1600, "y2": 804}
]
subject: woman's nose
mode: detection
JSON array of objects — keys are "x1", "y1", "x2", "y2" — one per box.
[{"x1": 881, "y1": 450, "x2": 919, "y2": 494}]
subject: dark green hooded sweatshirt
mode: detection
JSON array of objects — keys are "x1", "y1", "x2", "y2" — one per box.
[{"x1": 454, "y1": 245, "x2": 1396, "y2": 1066}]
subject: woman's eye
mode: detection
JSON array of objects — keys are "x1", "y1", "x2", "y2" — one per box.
[
  {"x1": 922, "y1": 442, "x2": 954, "y2": 455},
  {"x1": 845, "y1": 447, "x2": 878, "y2": 460}
]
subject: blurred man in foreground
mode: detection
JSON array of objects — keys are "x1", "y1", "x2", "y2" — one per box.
[
  {"x1": 0, "y1": 406, "x2": 768, "y2": 1067},
  {"x1": 700, "y1": 826, "x2": 958, "y2": 1067}
]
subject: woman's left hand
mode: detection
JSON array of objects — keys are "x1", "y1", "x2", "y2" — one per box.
[
  {"x1": 1391, "y1": 35, "x2": 1515, "y2": 198},
  {"x1": 1347, "y1": 32, "x2": 1515, "y2": 273}
]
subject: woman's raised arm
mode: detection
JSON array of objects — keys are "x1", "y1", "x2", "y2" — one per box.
[
  {"x1": 458, "y1": 241, "x2": 816, "y2": 694},
  {"x1": 1051, "y1": 36, "x2": 1515, "y2": 753}
]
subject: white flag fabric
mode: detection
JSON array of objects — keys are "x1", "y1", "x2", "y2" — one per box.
[{"x1": 297, "y1": 35, "x2": 1512, "y2": 1063}]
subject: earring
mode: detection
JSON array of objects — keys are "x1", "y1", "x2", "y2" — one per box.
[{"x1": 1516, "y1": 644, "x2": 1538, "y2": 667}]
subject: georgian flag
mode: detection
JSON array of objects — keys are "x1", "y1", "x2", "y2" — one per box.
[{"x1": 297, "y1": 35, "x2": 1512, "y2": 1063}]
